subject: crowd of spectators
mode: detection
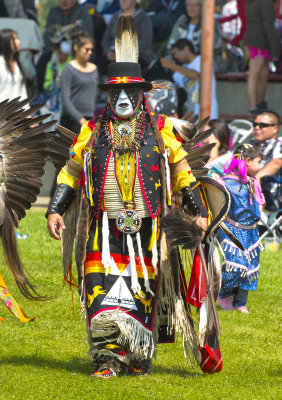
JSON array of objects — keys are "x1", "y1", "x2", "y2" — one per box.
[
  {"x1": 0, "y1": 0, "x2": 281, "y2": 114},
  {"x1": 0, "y1": 0, "x2": 281, "y2": 215}
]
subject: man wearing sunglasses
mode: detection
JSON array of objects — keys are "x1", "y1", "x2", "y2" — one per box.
[{"x1": 251, "y1": 110, "x2": 282, "y2": 211}]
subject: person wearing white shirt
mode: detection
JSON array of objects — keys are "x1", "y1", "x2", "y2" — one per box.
[
  {"x1": 0, "y1": 29, "x2": 28, "y2": 106},
  {"x1": 160, "y1": 38, "x2": 218, "y2": 119}
]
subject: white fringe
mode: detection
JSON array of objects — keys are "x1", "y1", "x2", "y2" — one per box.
[
  {"x1": 80, "y1": 278, "x2": 86, "y2": 319},
  {"x1": 136, "y1": 232, "x2": 155, "y2": 296},
  {"x1": 163, "y1": 148, "x2": 171, "y2": 203},
  {"x1": 101, "y1": 211, "x2": 111, "y2": 275},
  {"x1": 158, "y1": 251, "x2": 200, "y2": 366},
  {"x1": 89, "y1": 309, "x2": 155, "y2": 358},
  {"x1": 127, "y1": 234, "x2": 141, "y2": 294},
  {"x1": 152, "y1": 218, "x2": 158, "y2": 277}
]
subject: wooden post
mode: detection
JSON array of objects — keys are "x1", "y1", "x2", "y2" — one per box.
[{"x1": 200, "y1": 0, "x2": 215, "y2": 119}]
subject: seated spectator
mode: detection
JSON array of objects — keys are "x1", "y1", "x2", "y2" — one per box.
[
  {"x1": 146, "y1": 80, "x2": 178, "y2": 117},
  {"x1": 83, "y1": 0, "x2": 120, "y2": 15},
  {"x1": 21, "y1": 0, "x2": 38, "y2": 22},
  {"x1": 219, "y1": 0, "x2": 245, "y2": 67},
  {"x1": 0, "y1": 0, "x2": 26, "y2": 18},
  {"x1": 146, "y1": 0, "x2": 185, "y2": 43},
  {"x1": 204, "y1": 118, "x2": 233, "y2": 177},
  {"x1": 160, "y1": 38, "x2": 218, "y2": 119},
  {"x1": 166, "y1": 0, "x2": 222, "y2": 59},
  {"x1": 221, "y1": 0, "x2": 242, "y2": 43},
  {"x1": 36, "y1": 0, "x2": 93, "y2": 92},
  {"x1": 101, "y1": 0, "x2": 152, "y2": 73},
  {"x1": 250, "y1": 110, "x2": 282, "y2": 212}
]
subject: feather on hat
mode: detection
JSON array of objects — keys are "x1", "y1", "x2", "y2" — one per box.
[{"x1": 99, "y1": 14, "x2": 152, "y2": 91}]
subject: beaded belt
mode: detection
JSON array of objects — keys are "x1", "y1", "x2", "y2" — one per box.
[{"x1": 226, "y1": 216, "x2": 257, "y2": 230}]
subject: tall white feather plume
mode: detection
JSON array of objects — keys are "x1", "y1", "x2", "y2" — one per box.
[{"x1": 115, "y1": 14, "x2": 138, "y2": 63}]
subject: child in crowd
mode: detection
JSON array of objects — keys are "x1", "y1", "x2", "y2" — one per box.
[
  {"x1": 218, "y1": 144, "x2": 265, "y2": 314},
  {"x1": 43, "y1": 26, "x2": 72, "y2": 117}
]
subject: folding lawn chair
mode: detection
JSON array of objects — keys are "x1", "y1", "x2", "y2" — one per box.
[
  {"x1": 228, "y1": 119, "x2": 254, "y2": 147},
  {"x1": 259, "y1": 209, "x2": 282, "y2": 245}
]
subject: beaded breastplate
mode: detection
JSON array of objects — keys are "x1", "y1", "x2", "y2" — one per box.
[{"x1": 90, "y1": 110, "x2": 162, "y2": 224}]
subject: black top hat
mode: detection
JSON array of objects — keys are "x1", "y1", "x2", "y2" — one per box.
[{"x1": 99, "y1": 62, "x2": 152, "y2": 91}]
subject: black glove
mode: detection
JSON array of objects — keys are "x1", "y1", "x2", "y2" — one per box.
[
  {"x1": 182, "y1": 183, "x2": 208, "y2": 217},
  {"x1": 46, "y1": 183, "x2": 75, "y2": 217}
]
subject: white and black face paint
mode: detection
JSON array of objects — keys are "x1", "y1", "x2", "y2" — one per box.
[{"x1": 110, "y1": 88, "x2": 141, "y2": 117}]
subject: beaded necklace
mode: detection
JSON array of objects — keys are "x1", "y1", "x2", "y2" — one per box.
[{"x1": 99, "y1": 107, "x2": 148, "y2": 154}]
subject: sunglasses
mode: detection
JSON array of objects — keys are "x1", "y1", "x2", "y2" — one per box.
[
  {"x1": 253, "y1": 122, "x2": 277, "y2": 129},
  {"x1": 84, "y1": 47, "x2": 93, "y2": 53}
]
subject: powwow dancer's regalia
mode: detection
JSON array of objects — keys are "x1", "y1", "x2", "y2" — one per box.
[
  {"x1": 219, "y1": 174, "x2": 265, "y2": 295},
  {"x1": 47, "y1": 15, "x2": 239, "y2": 377}
]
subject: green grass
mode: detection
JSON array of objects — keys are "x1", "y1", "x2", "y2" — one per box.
[{"x1": 0, "y1": 209, "x2": 281, "y2": 400}]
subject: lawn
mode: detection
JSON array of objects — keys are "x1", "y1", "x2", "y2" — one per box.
[{"x1": 0, "y1": 209, "x2": 281, "y2": 400}]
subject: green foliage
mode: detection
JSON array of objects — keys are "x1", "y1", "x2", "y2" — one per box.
[{"x1": 0, "y1": 210, "x2": 281, "y2": 400}]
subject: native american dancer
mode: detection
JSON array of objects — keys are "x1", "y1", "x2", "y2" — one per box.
[
  {"x1": 218, "y1": 145, "x2": 265, "y2": 314},
  {"x1": 46, "y1": 15, "x2": 240, "y2": 377}
]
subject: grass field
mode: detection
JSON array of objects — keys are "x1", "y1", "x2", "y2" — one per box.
[{"x1": 0, "y1": 209, "x2": 281, "y2": 400}]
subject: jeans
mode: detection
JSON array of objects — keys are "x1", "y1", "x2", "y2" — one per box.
[{"x1": 219, "y1": 286, "x2": 248, "y2": 307}]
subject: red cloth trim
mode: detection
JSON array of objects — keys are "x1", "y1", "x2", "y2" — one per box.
[
  {"x1": 186, "y1": 248, "x2": 207, "y2": 308},
  {"x1": 156, "y1": 115, "x2": 165, "y2": 131},
  {"x1": 77, "y1": 171, "x2": 85, "y2": 187},
  {"x1": 96, "y1": 150, "x2": 112, "y2": 219},
  {"x1": 199, "y1": 344, "x2": 223, "y2": 374},
  {"x1": 86, "y1": 251, "x2": 153, "y2": 267},
  {"x1": 107, "y1": 76, "x2": 144, "y2": 84},
  {"x1": 88, "y1": 118, "x2": 96, "y2": 130}
]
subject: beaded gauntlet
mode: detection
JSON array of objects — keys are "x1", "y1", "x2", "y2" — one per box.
[
  {"x1": 46, "y1": 183, "x2": 75, "y2": 217},
  {"x1": 182, "y1": 183, "x2": 208, "y2": 217}
]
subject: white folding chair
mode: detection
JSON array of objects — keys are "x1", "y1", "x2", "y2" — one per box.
[{"x1": 228, "y1": 119, "x2": 253, "y2": 147}]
